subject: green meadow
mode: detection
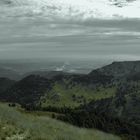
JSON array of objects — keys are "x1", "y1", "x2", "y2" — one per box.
[{"x1": 0, "y1": 103, "x2": 121, "y2": 140}]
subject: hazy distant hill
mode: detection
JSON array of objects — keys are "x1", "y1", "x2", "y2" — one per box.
[
  {"x1": 23, "y1": 71, "x2": 72, "y2": 79},
  {"x1": 0, "y1": 67, "x2": 21, "y2": 80}
]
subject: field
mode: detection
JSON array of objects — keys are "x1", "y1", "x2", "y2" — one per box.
[
  {"x1": 40, "y1": 82, "x2": 115, "y2": 108},
  {"x1": 0, "y1": 102, "x2": 121, "y2": 140}
]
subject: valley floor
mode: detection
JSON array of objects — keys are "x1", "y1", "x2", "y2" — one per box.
[{"x1": 0, "y1": 102, "x2": 121, "y2": 140}]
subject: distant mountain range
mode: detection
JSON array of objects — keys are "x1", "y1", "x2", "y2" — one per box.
[{"x1": 1, "y1": 60, "x2": 140, "y2": 104}]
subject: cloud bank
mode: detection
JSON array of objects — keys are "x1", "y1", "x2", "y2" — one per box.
[{"x1": 0, "y1": 0, "x2": 140, "y2": 20}]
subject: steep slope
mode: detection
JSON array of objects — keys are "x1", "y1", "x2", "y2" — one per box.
[{"x1": 93, "y1": 61, "x2": 140, "y2": 79}]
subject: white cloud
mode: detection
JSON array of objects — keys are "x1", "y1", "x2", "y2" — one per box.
[{"x1": 0, "y1": 0, "x2": 140, "y2": 19}]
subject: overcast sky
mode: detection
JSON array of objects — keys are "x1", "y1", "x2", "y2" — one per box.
[{"x1": 0, "y1": 0, "x2": 140, "y2": 62}]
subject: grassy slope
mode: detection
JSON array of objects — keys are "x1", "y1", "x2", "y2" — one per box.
[
  {"x1": 0, "y1": 103, "x2": 121, "y2": 140},
  {"x1": 40, "y1": 82, "x2": 115, "y2": 108}
]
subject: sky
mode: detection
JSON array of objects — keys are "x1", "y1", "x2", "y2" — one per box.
[{"x1": 0, "y1": 0, "x2": 140, "y2": 63}]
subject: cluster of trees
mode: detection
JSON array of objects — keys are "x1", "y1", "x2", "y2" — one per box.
[{"x1": 57, "y1": 104, "x2": 140, "y2": 140}]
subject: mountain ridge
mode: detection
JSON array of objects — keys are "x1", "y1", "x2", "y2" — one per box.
[
  {"x1": 94, "y1": 60, "x2": 140, "y2": 78},
  {"x1": 1, "y1": 60, "x2": 140, "y2": 108}
]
